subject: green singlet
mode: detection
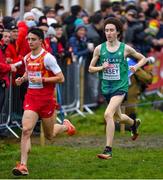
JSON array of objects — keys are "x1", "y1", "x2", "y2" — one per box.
[{"x1": 98, "y1": 42, "x2": 129, "y2": 95}]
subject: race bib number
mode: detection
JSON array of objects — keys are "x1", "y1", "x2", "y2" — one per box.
[
  {"x1": 103, "y1": 64, "x2": 120, "y2": 80},
  {"x1": 28, "y1": 71, "x2": 43, "y2": 89}
]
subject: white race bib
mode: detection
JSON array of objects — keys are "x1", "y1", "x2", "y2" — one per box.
[
  {"x1": 28, "y1": 71, "x2": 43, "y2": 89},
  {"x1": 103, "y1": 64, "x2": 120, "y2": 80}
]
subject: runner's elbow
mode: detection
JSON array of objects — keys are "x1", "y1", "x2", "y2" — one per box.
[
  {"x1": 59, "y1": 75, "x2": 65, "y2": 83},
  {"x1": 88, "y1": 66, "x2": 93, "y2": 73}
]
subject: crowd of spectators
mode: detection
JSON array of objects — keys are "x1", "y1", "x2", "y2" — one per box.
[{"x1": 0, "y1": 0, "x2": 163, "y2": 113}]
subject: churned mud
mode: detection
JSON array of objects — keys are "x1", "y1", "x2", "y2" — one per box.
[{"x1": 1, "y1": 134, "x2": 162, "y2": 149}]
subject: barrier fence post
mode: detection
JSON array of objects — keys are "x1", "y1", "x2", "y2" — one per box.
[
  {"x1": 80, "y1": 58, "x2": 84, "y2": 112},
  {"x1": 0, "y1": 72, "x2": 20, "y2": 138}
]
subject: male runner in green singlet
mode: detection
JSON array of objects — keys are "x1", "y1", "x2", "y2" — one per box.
[{"x1": 89, "y1": 17, "x2": 148, "y2": 160}]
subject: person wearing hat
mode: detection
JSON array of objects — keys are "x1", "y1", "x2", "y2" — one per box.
[
  {"x1": 15, "y1": 12, "x2": 35, "y2": 66},
  {"x1": 2, "y1": 16, "x2": 16, "y2": 30},
  {"x1": 23, "y1": 12, "x2": 37, "y2": 28},
  {"x1": 69, "y1": 24, "x2": 93, "y2": 59},
  {"x1": 5, "y1": 25, "x2": 18, "y2": 64}
]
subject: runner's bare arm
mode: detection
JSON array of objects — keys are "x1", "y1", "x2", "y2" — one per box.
[
  {"x1": 89, "y1": 45, "x2": 104, "y2": 73},
  {"x1": 42, "y1": 72, "x2": 64, "y2": 83},
  {"x1": 125, "y1": 45, "x2": 148, "y2": 72},
  {"x1": 30, "y1": 72, "x2": 64, "y2": 84}
]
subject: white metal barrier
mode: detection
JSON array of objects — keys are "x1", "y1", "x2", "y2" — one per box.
[{"x1": 0, "y1": 73, "x2": 21, "y2": 138}]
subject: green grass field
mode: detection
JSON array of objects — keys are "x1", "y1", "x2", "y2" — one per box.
[{"x1": 0, "y1": 104, "x2": 163, "y2": 179}]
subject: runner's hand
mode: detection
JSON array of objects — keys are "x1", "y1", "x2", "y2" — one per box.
[
  {"x1": 102, "y1": 62, "x2": 110, "y2": 70},
  {"x1": 30, "y1": 77, "x2": 42, "y2": 83},
  {"x1": 129, "y1": 65, "x2": 138, "y2": 73},
  {"x1": 15, "y1": 77, "x2": 24, "y2": 86}
]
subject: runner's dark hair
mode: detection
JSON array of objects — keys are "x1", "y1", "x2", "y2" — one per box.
[
  {"x1": 104, "y1": 17, "x2": 123, "y2": 38},
  {"x1": 28, "y1": 27, "x2": 44, "y2": 40}
]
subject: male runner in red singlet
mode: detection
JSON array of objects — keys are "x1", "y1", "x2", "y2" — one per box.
[{"x1": 12, "y1": 28, "x2": 76, "y2": 176}]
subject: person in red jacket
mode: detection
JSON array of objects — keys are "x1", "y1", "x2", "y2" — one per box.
[
  {"x1": 5, "y1": 25, "x2": 22, "y2": 84},
  {"x1": 0, "y1": 49, "x2": 17, "y2": 112}
]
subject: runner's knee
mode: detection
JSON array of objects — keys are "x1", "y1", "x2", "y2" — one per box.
[
  {"x1": 22, "y1": 127, "x2": 33, "y2": 138},
  {"x1": 104, "y1": 111, "x2": 114, "y2": 122}
]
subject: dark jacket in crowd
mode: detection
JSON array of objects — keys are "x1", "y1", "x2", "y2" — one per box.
[
  {"x1": 69, "y1": 34, "x2": 90, "y2": 59},
  {"x1": 86, "y1": 24, "x2": 105, "y2": 47}
]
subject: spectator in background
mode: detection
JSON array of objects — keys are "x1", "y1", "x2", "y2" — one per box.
[
  {"x1": 31, "y1": 7, "x2": 44, "y2": 23},
  {"x1": 112, "y1": 1, "x2": 123, "y2": 19},
  {"x1": 38, "y1": 16, "x2": 47, "y2": 24},
  {"x1": 44, "y1": 6, "x2": 57, "y2": 25},
  {"x1": 0, "y1": 29, "x2": 11, "y2": 56},
  {"x1": 11, "y1": 12, "x2": 37, "y2": 109},
  {"x1": 11, "y1": 0, "x2": 33, "y2": 21},
  {"x1": 0, "y1": 48, "x2": 17, "y2": 113},
  {"x1": 44, "y1": 6, "x2": 56, "y2": 19},
  {"x1": 124, "y1": 8, "x2": 151, "y2": 55},
  {"x1": 55, "y1": 3, "x2": 65, "y2": 16},
  {"x1": 124, "y1": 8, "x2": 139, "y2": 46},
  {"x1": 150, "y1": 11, "x2": 163, "y2": 51},
  {"x1": 86, "y1": 13, "x2": 106, "y2": 105},
  {"x1": 23, "y1": 0, "x2": 33, "y2": 12},
  {"x1": 73, "y1": 9, "x2": 89, "y2": 27},
  {"x1": 5, "y1": 25, "x2": 19, "y2": 65},
  {"x1": 145, "y1": 0, "x2": 157, "y2": 19},
  {"x1": 69, "y1": 24, "x2": 93, "y2": 59},
  {"x1": 140, "y1": 0, "x2": 149, "y2": 15},
  {"x1": 2, "y1": 16, "x2": 16, "y2": 30},
  {"x1": 11, "y1": 5, "x2": 20, "y2": 21},
  {"x1": 48, "y1": 23, "x2": 71, "y2": 67},
  {"x1": 81, "y1": 12, "x2": 90, "y2": 25},
  {"x1": 64, "y1": 5, "x2": 82, "y2": 38},
  {"x1": 16, "y1": 12, "x2": 36, "y2": 61},
  {"x1": 96, "y1": 1, "x2": 113, "y2": 19},
  {"x1": 54, "y1": 3, "x2": 65, "y2": 24},
  {"x1": 86, "y1": 13, "x2": 105, "y2": 47},
  {"x1": 38, "y1": 22, "x2": 52, "y2": 53},
  {"x1": 23, "y1": 12, "x2": 37, "y2": 28}
]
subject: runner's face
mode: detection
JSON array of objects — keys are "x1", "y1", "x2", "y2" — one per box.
[
  {"x1": 104, "y1": 24, "x2": 119, "y2": 43},
  {"x1": 27, "y1": 33, "x2": 42, "y2": 50}
]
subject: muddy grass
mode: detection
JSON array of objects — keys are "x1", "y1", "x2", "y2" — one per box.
[
  {"x1": 49, "y1": 135, "x2": 163, "y2": 149},
  {"x1": 1, "y1": 134, "x2": 163, "y2": 149}
]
